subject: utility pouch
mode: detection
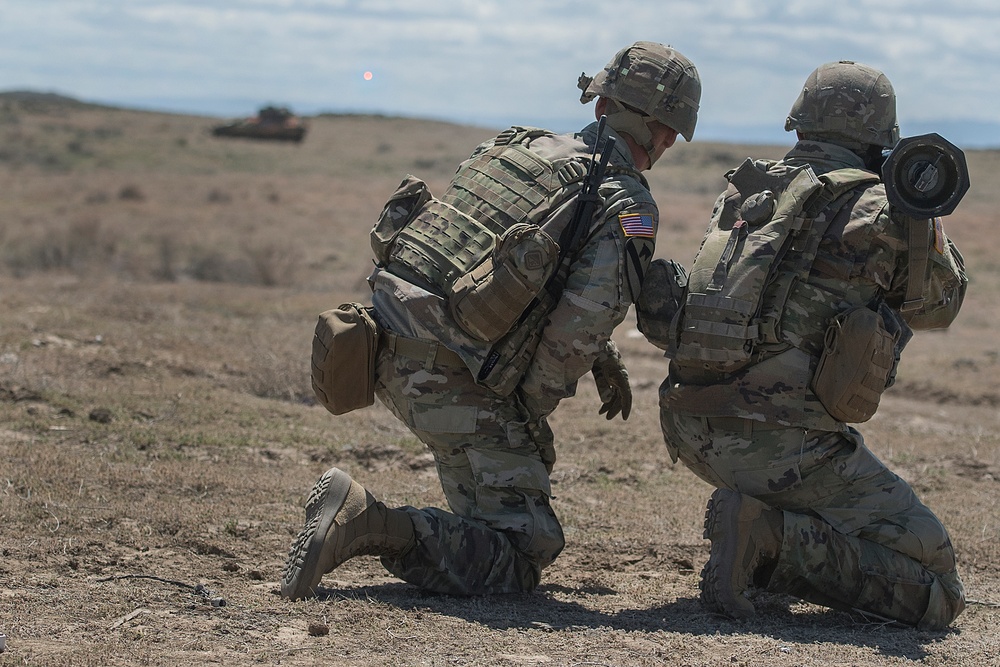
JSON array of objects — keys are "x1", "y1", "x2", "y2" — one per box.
[
  {"x1": 371, "y1": 175, "x2": 432, "y2": 266},
  {"x1": 448, "y1": 222, "x2": 559, "y2": 342},
  {"x1": 311, "y1": 302, "x2": 380, "y2": 415},
  {"x1": 811, "y1": 305, "x2": 897, "y2": 423}
]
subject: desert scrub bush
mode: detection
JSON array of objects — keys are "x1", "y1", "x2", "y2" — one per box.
[
  {"x1": 179, "y1": 239, "x2": 301, "y2": 286},
  {"x1": 206, "y1": 187, "x2": 232, "y2": 203},
  {"x1": 118, "y1": 184, "x2": 145, "y2": 201},
  {"x1": 2, "y1": 216, "x2": 118, "y2": 276},
  {"x1": 183, "y1": 245, "x2": 249, "y2": 283},
  {"x1": 241, "y1": 239, "x2": 301, "y2": 287},
  {"x1": 242, "y1": 347, "x2": 312, "y2": 404},
  {"x1": 151, "y1": 233, "x2": 181, "y2": 281}
]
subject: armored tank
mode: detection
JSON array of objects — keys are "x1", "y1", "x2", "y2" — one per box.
[{"x1": 212, "y1": 106, "x2": 307, "y2": 142}]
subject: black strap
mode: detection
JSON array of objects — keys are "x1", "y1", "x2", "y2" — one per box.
[
  {"x1": 901, "y1": 216, "x2": 930, "y2": 312},
  {"x1": 545, "y1": 117, "x2": 616, "y2": 301}
]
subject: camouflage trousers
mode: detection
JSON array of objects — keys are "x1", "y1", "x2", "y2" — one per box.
[
  {"x1": 661, "y1": 411, "x2": 965, "y2": 630},
  {"x1": 372, "y1": 339, "x2": 564, "y2": 595}
]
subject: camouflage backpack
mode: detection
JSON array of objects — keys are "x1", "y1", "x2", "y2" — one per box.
[{"x1": 673, "y1": 158, "x2": 880, "y2": 374}]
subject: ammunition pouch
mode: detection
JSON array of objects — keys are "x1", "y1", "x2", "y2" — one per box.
[
  {"x1": 474, "y1": 272, "x2": 563, "y2": 396},
  {"x1": 810, "y1": 305, "x2": 900, "y2": 423},
  {"x1": 449, "y1": 223, "x2": 559, "y2": 342},
  {"x1": 311, "y1": 303, "x2": 380, "y2": 415}
]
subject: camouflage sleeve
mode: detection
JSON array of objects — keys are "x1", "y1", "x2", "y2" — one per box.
[
  {"x1": 635, "y1": 258, "x2": 688, "y2": 351},
  {"x1": 830, "y1": 191, "x2": 966, "y2": 331},
  {"x1": 636, "y1": 189, "x2": 726, "y2": 352},
  {"x1": 517, "y1": 191, "x2": 658, "y2": 418}
]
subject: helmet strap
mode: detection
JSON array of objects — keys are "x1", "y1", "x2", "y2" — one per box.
[{"x1": 604, "y1": 99, "x2": 658, "y2": 165}]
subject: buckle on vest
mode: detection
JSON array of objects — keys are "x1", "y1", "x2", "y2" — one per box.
[
  {"x1": 756, "y1": 316, "x2": 779, "y2": 345},
  {"x1": 708, "y1": 220, "x2": 747, "y2": 292}
]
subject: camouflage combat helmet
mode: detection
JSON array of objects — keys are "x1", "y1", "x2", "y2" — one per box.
[
  {"x1": 578, "y1": 41, "x2": 701, "y2": 161},
  {"x1": 785, "y1": 60, "x2": 900, "y2": 149}
]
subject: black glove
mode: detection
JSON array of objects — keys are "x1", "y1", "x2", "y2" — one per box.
[{"x1": 591, "y1": 340, "x2": 632, "y2": 421}]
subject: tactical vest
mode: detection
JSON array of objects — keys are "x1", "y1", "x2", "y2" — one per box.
[
  {"x1": 370, "y1": 126, "x2": 641, "y2": 395},
  {"x1": 673, "y1": 158, "x2": 880, "y2": 375}
]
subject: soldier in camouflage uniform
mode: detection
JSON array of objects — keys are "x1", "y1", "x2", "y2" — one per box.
[
  {"x1": 281, "y1": 42, "x2": 702, "y2": 599},
  {"x1": 638, "y1": 61, "x2": 968, "y2": 629}
]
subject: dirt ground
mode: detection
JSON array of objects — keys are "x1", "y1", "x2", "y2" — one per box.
[{"x1": 1, "y1": 94, "x2": 998, "y2": 666}]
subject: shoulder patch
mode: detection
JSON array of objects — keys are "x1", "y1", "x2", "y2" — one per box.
[
  {"x1": 623, "y1": 237, "x2": 655, "y2": 303},
  {"x1": 619, "y1": 212, "x2": 656, "y2": 238}
]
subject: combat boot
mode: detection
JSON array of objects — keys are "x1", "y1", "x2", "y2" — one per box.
[
  {"x1": 700, "y1": 488, "x2": 783, "y2": 619},
  {"x1": 281, "y1": 467, "x2": 416, "y2": 601}
]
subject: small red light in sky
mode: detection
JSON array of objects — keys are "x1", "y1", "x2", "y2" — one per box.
[{"x1": 363, "y1": 71, "x2": 373, "y2": 81}]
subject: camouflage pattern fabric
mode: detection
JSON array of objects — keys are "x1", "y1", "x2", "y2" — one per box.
[
  {"x1": 370, "y1": 122, "x2": 656, "y2": 399},
  {"x1": 658, "y1": 140, "x2": 967, "y2": 429},
  {"x1": 367, "y1": 121, "x2": 659, "y2": 594},
  {"x1": 662, "y1": 412, "x2": 964, "y2": 629},
  {"x1": 671, "y1": 162, "x2": 877, "y2": 377},
  {"x1": 784, "y1": 60, "x2": 900, "y2": 150},
  {"x1": 650, "y1": 139, "x2": 968, "y2": 628},
  {"x1": 578, "y1": 41, "x2": 701, "y2": 143},
  {"x1": 373, "y1": 342, "x2": 562, "y2": 594}
]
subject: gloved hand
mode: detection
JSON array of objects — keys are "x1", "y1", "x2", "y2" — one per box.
[{"x1": 591, "y1": 339, "x2": 632, "y2": 421}]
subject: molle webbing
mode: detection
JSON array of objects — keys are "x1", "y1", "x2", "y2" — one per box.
[
  {"x1": 474, "y1": 267, "x2": 564, "y2": 395},
  {"x1": 377, "y1": 125, "x2": 645, "y2": 396},
  {"x1": 675, "y1": 162, "x2": 878, "y2": 372},
  {"x1": 676, "y1": 163, "x2": 822, "y2": 368},
  {"x1": 447, "y1": 127, "x2": 590, "y2": 230},
  {"x1": 385, "y1": 198, "x2": 497, "y2": 293},
  {"x1": 386, "y1": 127, "x2": 589, "y2": 297}
]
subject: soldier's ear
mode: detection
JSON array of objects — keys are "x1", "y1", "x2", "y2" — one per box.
[{"x1": 595, "y1": 97, "x2": 609, "y2": 118}]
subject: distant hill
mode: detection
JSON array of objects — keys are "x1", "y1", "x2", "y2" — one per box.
[
  {"x1": 0, "y1": 90, "x2": 125, "y2": 115},
  {"x1": 0, "y1": 90, "x2": 90, "y2": 106}
]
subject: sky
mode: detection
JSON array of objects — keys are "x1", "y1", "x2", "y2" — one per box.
[{"x1": 2, "y1": 1, "x2": 1000, "y2": 147}]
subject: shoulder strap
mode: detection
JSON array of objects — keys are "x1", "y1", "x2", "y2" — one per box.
[
  {"x1": 900, "y1": 213, "x2": 931, "y2": 313},
  {"x1": 794, "y1": 167, "x2": 881, "y2": 268},
  {"x1": 806, "y1": 168, "x2": 880, "y2": 218},
  {"x1": 492, "y1": 126, "x2": 553, "y2": 146},
  {"x1": 775, "y1": 167, "x2": 881, "y2": 298}
]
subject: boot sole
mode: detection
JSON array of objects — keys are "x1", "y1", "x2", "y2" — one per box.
[{"x1": 280, "y1": 467, "x2": 353, "y2": 600}]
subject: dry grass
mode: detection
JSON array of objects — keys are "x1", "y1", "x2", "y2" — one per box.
[{"x1": 0, "y1": 94, "x2": 998, "y2": 666}]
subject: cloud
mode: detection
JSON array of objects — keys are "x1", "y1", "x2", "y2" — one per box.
[{"x1": 1, "y1": 0, "x2": 998, "y2": 144}]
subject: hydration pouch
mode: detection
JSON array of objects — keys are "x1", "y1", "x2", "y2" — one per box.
[
  {"x1": 449, "y1": 222, "x2": 559, "y2": 342},
  {"x1": 371, "y1": 175, "x2": 432, "y2": 267},
  {"x1": 311, "y1": 303, "x2": 381, "y2": 415},
  {"x1": 811, "y1": 305, "x2": 898, "y2": 423}
]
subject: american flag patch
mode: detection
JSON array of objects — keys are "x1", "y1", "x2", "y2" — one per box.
[{"x1": 618, "y1": 212, "x2": 655, "y2": 238}]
